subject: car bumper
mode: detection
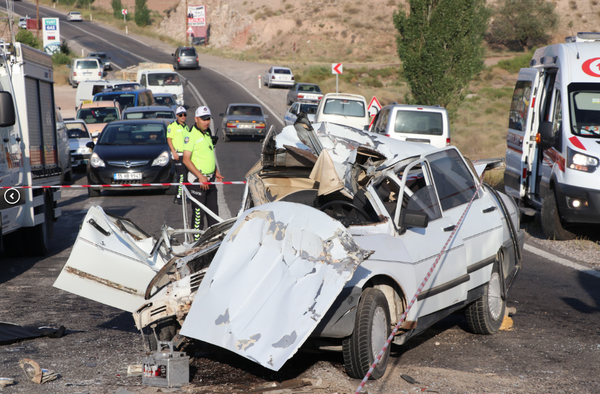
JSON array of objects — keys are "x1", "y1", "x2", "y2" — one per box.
[
  {"x1": 224, "y1": 128, "x2": 267, "y2": 138},
  {"x1": 177, "y1": 61, "x2": 199, "y2": 69},
  {"x1": 71, "y1": 153, "x2": 91, "y2": 167},
  {"x1": 269, "y1": 80, "x2": 294, "y2": 87},
  {"x1": 554, "y1": 182, "x2": 600, "y2": 224},
  {"x1": 87, "y1": 165, "x2": 174, "y2": 191}
]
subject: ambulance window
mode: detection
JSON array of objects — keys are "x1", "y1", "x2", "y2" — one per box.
[
  {"x1": 569, "y1": 83, "x2": 600, "y2": 139},
  {"x1": 540, "y1": 72, "x2": 557, "y2": 122},
  {"x1": 509, "y1": 81, "x2": 531, "y2": 131},
  {"x1": 551, "y1": 92, "x2": 562, "y2": 150}
]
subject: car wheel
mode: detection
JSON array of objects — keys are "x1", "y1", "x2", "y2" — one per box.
[
  {"x1": 464, "y1": 263, "x2": 505, "y2": 335},
  {"x1": 88, "y1": 188, "x2": 101, "y2": 197},
  {"x1": 541, "y1": 190, "x2": 575, "y2": 240},
  {"x1": 147, "y1": 319, "x2": 179, "y2": 351},
  {"x1": 25, "y1": 193, "x2": 53, "y2": 256},
  {"x1": 267, "y1": 81, "x2": 272, "y2": 89},
  {"x1": 342, "y1": 287, "x2": 391, "y2": 380},
  {"x1": 174, "y1": 62, "x2": 179, "y2": 71}
]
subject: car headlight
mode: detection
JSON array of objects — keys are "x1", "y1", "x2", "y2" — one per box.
[
  {"x1": 152, "y1": 151, "x2": 170, "y2": 167},
  {"x1": 567, "y1": 147, "x2": 599, "y2": 173},
  {"x1": 90, "y1": 152, "x2": 105, "y2": 168},
  {"x1": 76, "y1": 147, "x2": 91, "y2": 154}
]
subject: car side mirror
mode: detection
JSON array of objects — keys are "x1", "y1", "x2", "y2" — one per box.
[
  {"x1": 538, "y1": 121, "x2": 554, "y2": 150},
  {"x1": 171, "y1": 53, "x2": 175, "y2": 56},
  {"x1": 86, "y1": 141, "x2": 95, "y2": 149},
  {"x1": 400, "y1": 209, "x2": 429, "y2": 230},
  {"x1": 0, "y1": 91, "x2": 16, "y2": 127}
]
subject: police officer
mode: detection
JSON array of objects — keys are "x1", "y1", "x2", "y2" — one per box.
[
  {"x1": 167, "y1": 106, "x2": 191, "y2": 204},
  {"x1": 183, "y1": 106, "x2": 223, "y2": 240}
]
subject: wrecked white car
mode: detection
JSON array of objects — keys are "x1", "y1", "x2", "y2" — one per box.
[{"x1": 54, "y1": 120, "x2": 524, "y2": 379}]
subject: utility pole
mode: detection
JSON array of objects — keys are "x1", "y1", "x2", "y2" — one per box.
[
  {"x1": 36, "y1": 0, "x2": 40, "y2": 40},
  {"x1": 185, "y1": 0, "x2": 188, "y2": 44}
]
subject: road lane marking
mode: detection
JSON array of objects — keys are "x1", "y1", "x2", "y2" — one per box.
[{"x1": 525, "y1": 244, "x2": 600, "y2": 279}]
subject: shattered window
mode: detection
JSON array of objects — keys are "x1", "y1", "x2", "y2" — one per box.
[{"x1": 428, "y1": 149, "x2": 477, "y2": 211}]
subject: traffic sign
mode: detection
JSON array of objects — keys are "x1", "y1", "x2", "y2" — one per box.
[
  {"x1": 368, "y1": 96, "x2": 382, "y2": 117},
  {"x1": 332, "y1": 63, "x2": 343, "y2": 74},
  {"x1": 187, "y1": 26, "x2": 193, "y2": 33},
  {"x1": 122, "y1": 9, "x2": 128, "y2": 15}
]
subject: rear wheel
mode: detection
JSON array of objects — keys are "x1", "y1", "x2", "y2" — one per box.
[
  {"x1": 465, "y1": 264, "x2": 505, "y2": 334},
  {"x1": 342, "y1": 288, "x2": 391, "y2": 379},
  {"x1": 541, "y1": 191, "x2": 575, "y2": 240}
]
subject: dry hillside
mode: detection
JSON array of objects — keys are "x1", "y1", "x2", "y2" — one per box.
[{"x1": 90, "y1": 0, "x2": 600, "y2": 58}]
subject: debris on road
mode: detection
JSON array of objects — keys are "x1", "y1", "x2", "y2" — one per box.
[
  {"x1": 19, "y1": 358, "x2": 60, "y2": 384},
  {"x1": 401, "y1": 374, "x2": 420, "y2": 384},
  {"x1": 0, "y1": 378, "x2": 15, "y2": 388}
]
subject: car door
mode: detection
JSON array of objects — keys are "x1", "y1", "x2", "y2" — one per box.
[
  {"x1": 427, "y1": 148, "x2": 503, "y2": 279},
  {"x1": 285, "y1": 103, "x2": 299, "y2": 125}
]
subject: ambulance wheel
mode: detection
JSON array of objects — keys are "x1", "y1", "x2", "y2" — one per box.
[
  {"x1": 26, "y1": 195, "x2": 53, "y2": 256},
  {"x1": 342, "y1": 287, "x2": 391, "y2": 380},
  {"x1": 541, "y1": 191, "x2": 575, "y2": 240}
]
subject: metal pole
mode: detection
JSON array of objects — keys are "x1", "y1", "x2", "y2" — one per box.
[
  {"x1": 185, "y1": 0, "x2": 188, "y2": 41},
  {"x1": 336, "y1": 74, "x2": 338, "y2": 94},
  {"x1": 36, "y1": 0, "x2": 39, "y2": 40}
]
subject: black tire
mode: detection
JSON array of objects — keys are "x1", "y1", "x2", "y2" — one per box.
[
  {"x1": 342, "y1": 288, "x2": 391, "y2": 380},
  {"x1": 148, "y1": 319, "x2": 179, "y2": 351},
  {"x1": 3, "y1": 229, "x2": 25, "y2": 257},
  {"x1": 541, "y1": 191, "x2": 575, "y2": 240},
  {"x1": 465, "y1": 264, "x2": 505, "y2": 335},
  {"x1": 25, "y1": 194, "x2": 53, "y2": 256},
  {"x1": 88, "y1": 188, "x2": 101, "y2": 197}
]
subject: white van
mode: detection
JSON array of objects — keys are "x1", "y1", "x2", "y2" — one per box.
[
  {"x1": 75, "y1": 80, "x2": 142, "y2": 108},
  {"x1": 68, "y1": 58, "x2": 102, "y2": 88},
  {"x1": 314, "y1": 93, "x2": 370, "y2": 130},
  {"x1": 370, "y1": 104, "x2": 450, "y2": 148},
  {"x1": 136, "y1": 69, "x2": 184, "y2": 106},
  {"x1": 504, "y1": 32, "x2": 600, "y2": 240}
]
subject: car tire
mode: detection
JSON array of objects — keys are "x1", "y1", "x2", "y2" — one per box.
[
  {"x1": 25, "y1": 193, "x2": 53, "y2": 257},
  {"x1": 174, "y1": 62, "x2": 179, "y2": 71},
  {"x1": 88, "y1": 188, "x2": 101, "y2": 198},
  {"x1": 147, "y1": 319, "x2": 179, "y2": 351},
  {"x1": 541, "y1": 190, "x2": 575, "y2": 240},
  {"x1": 464, "y1": 263, "x2": 505, "y2": 335},
  {"x1": 267, "y1": 81, "x2": 272, "y2": 89},
  {"x1": 342, "y1": 287, "x2": 391, "y2": 380}
]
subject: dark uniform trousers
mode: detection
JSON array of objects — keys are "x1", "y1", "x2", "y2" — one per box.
[
  {"x1": 188, "y1": 173, "x2": 218, "y2": 241},
  {"x1": 173, "y1": 153, "x2": 188, "y2": 200}
]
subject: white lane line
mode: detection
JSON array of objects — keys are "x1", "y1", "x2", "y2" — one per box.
[{"x1": 525, "y1": 244, "x2": 600, "y2": 279}]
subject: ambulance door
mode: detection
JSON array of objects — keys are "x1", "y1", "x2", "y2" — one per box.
[{"x1": 505, "y1": 68, "x2": 543, "y2": 201}]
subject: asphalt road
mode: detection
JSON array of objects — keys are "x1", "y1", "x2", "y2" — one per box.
[{"x1": 2, "y1": 2, "x2": 600, "y2": 393}]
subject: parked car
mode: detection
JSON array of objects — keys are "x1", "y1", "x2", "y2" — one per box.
[
  {"x1": 93, "y1": 88, "x2": 154, "y2": 110},
  {"x1": 172, "y1": 46, "x2": 199, "y2": 70},
  {"x1": 76, "y1": 101, "x2": 122, "y2": 142},
  {"x1": 65, "y1": 120, "x2": 92, "y2": 169},
  {"x1": 314, "y1": 93, "x2": 370, "y2": 130},
  {"x1": 85, "y1": 119, "x2": 176, "y2": 197},
  {"x1": 55, "y1": 121, "x2": 523, "y2": 379},
  {"x1": 370, "y1": 103, "x2": 451, "y2": 149},
  {"x1": 66, "y1": 11, "x2": 82, "y2": 22},
  {"x1": 264, "y1": 66, "x2": 294, "y2": 88},
  {"x1": 283, "y1": 101, "x2": 318, "y2": 126},
  {"x1": 220, "y1": 103, "x2": 268, "y2": 141},
  {"x1": 18, "y1": 16, "x2": 30, "y2": 29},
  {"x1": 153, "y1": 93, "x2": 178, "y2": 111},
  {"x1": 68, "y1": 58, "x2": 102, "y2": 88},
  {"x1": 88, "y1": 52, "x2": 111, "y2": 71},
  {"x1": 286, "y1": 83, "x2": 323, "y2": 105},
  {"x1": 121, "y1": 105, "x2": 175, "y2": 121}
]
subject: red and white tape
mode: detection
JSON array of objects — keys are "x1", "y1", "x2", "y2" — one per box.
[
  {"x1": 1, "y1": 181, "x2": 246, "y2": 189},
  {"x1": 353, "y1": 182, "x2": 483, "y2": 393}
]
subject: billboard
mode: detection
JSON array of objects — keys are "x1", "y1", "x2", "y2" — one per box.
[
  {"x1": 42, "y1": 18, "x2": 60, "y2": 55},
  {"x1": 187, "y1": 5, "x2": 205, "y2": 27}
]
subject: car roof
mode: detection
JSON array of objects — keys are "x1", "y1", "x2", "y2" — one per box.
[
  {"x1": 272, "y1": 66, "x2": 291, "y2": 70},
  {"x1": 108, "y1": 119, "x2": 170, "y2": 126},
  {"x1": 227, "y1": 103, "x2": 262, "y2": 107},
  {"x1": 80, "y1": 101, "x2": 122, "y2": 109},
  {"x1": 95, "y1": 88, "x2": 151, "y2": 95},
  {"x1": 297, "y1": 83, "x2": 319, "y2": 86},
  {"x1": 122, "y1": 105, "x2": 174, "y2": 112}
]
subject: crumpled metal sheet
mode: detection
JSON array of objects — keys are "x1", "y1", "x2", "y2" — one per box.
[
  {"x1": 53, "y1": 206, "x2": 167, "y2": 313},
  {"x1": 180, "y1": 201, "x2": 371, "y2": 371}
]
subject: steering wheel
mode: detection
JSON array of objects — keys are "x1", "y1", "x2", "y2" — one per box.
[{"x1": 320, "y1": 200, "x2": 370, "y2": 224}]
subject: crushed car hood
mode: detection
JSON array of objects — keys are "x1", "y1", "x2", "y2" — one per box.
[{"x1": 179, "y1": 201, "x2": 371, "y2": 371}]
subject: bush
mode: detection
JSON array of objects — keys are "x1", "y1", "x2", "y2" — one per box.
[
  {"x1": 494, "y1": 52, "x2": 534, "y2": 74},
  {"x1": 112, "y1": 0, "x2": 123, "y2": 19},
  {"x1": 52, "y1": 52, "x2": 71, "y2": 65},
  {"x1": 134, "y1": 0, "x2": 151, "y2": 26},
  {"x1": 15, "y1": 29, "x2": 40, "y2": 50},
  {"x1": 297, "y1": 66, "x2": 331, "y2": 83},
  {"x1": 60, "y1": 39, "x2": 71, "y2": 55}
]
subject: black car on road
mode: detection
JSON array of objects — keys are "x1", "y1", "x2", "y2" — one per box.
[{"x1": 86, "y1": 120, "x2": 176, "y2": 197}]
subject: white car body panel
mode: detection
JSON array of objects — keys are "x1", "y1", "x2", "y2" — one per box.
[
  {"x1": 53, "y1": 206, "x2": 168, "y2": 313},
  {"x1": 180, "y1": 202, "x2": 369, "y2": 371}
]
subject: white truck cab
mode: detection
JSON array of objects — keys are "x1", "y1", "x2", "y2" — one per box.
[
  {"x1": 505, "y1": 32, "x2": 600, "y2": 239},
  {"x1": 136, "y1": 69, "x2": 184, "y2": 106}
]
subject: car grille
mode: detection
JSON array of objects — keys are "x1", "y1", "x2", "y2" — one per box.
[{"x1": 107, "y1": 160, "x2": 149, "y2": 168}]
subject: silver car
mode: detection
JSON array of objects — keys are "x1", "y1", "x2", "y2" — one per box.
[
  {"x1": 65, "y1": 120, "x2": 92, "y2": 168},
  {"x1": 264, "y1": 66, "x2": 294, "y2": 88},
  {"x1": 172, "y1": 46, "x2": 199, "y2": 70},
  {"x1": 220, "y1": 103, "x2": 268, "y2": 141},
  {"x1": 121, "y1": 105, "x2": 176, "y2": 121},
  {"x1": 283, "y1": 101, "x2": 318, "y2": 125},
  {"x1": 286, "y1": 83, "x2": 323, "y2": 105}
]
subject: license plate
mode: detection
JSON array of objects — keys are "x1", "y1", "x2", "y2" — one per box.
[
  {"x1": 238, "y1": 124, "x2": 253, "y2": 129},
  {"x1": 114, "y1": 173, "x2": 142, "y2": 180},
  {"x1": 184, "y1": 59, "x2": 192, "y2": 62},
  {"x1": 83, "y1": 72, "x2": 92, "y2": 75}
]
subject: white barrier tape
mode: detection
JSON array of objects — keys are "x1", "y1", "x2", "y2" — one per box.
[
  {"x1": 354, "y1": 182, "x2": 483, "y2": 393},
  {"x1": 1, "y1": 182, "x2": 246, "y2": 189}
]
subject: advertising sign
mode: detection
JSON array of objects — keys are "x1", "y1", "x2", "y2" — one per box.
[
  {"x1": 187, "y1": 5, "x2": 206, "y2": 27},
  {"x1": 42, "y1": 18, "x2": 60, "y2": 55}
]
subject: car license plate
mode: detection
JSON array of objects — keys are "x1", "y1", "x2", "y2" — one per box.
[
  {"x1": 114, "y1": 173, "x2": 142, "y2": 180},
  {"x1": 238, "y1": 124, "x2": 253, "y2": 129},
  {"x1": 184, "y1": 59, "x2": 192, "y2": 62},
  {"x1": 83, "y1": 72, "x2": 92, "y2": 75}
]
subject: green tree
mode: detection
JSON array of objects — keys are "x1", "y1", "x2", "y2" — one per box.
[
  {"x1": 77, "y1": 0, "x2": 95, "y2": 9},
  {"x1": 393, "y1": 0, "x2": 490, "y2": 111},
  {"x1": 15, "y1": 29, "x2": 40, "y2": 50},
  {"x1": 134, "y1": 0, "x2": 150, "y2": 27},
  {"x1": 490, "y1": 0, "x2": 559, "y2": 52},
  {"x1": 112, "y1": 0, "x2": 123, "y2": 19}
]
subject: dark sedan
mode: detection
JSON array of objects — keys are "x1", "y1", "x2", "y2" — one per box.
[
  {"x1": 220, "y1": 103, "x2": 269, "y2": 142},
  {"x1": 86, "y1": 120, "x2": 177, "y2": 197}
]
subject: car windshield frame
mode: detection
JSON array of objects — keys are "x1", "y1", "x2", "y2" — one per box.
[
  {"x1": 94, "y1": 93, "x2": 136, "y2": 108},
  {"x1": 65, "y1": 123, "x2": 91, "y2": 139},
  {"x1": 323, "y1": 98, "x2": 366, "y2": 118},
  {"x1": 97, "y1": 122, "x2": 167, "y2": 145},
  {"x1": 76, "y1": 60, "x2": 99, "y2": 70},
  {"x1": 568, "y1": 82, "x2": 600, "y2": 139},
  {"x1": 227, "y1": 105, "x2": 263, "y2": 117},
  {"x1": 123, "y1": 110, "x2": 175, "y2": 120},
  {"x1": 76, "y1": 107, "x2": 120, "y2": 124},
  {"x1": 147, "y1": 73, "x2": 181, "y2": 86}
]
